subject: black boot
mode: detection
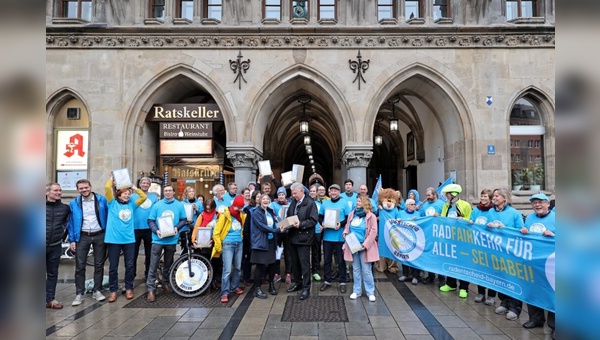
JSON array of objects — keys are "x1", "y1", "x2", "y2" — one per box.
[
  {"x1": 268, "y1": 283, "x2": 277, "y2": 295},
  {"x1": 253, "y1": 287, "x2": 267, "y2": 299}
]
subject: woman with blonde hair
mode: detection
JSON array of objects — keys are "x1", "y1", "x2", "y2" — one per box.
[{"x1": 343, "y1": 195, "x2": 379, "y2": 302}]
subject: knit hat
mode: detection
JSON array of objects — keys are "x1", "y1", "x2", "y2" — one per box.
[
  {"x1": 231, "y1": 195, "x2": 245, "y2": 209},
  {"x1": 277, "y1": 187, "x2": 286, "y2": 196}
]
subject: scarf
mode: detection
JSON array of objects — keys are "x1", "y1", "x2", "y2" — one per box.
[
  {"x1": 355, "y1": 208, "x2": 366, "y2": 218},
  {"x1": 200, "y1": 210, "x2": 217, "y2": 227},
  {"x1": 229, "y1": 206, "x2": 242, "y2": 222},
  {"x1": 477, "y1": 202, "x2": 494, "y2": 212}
]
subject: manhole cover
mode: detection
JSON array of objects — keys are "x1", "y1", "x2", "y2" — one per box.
[
  {"x1": 124, "y1": 288, "x2": 239, "y2": 308},
  {"x1": 281, "y1": 296, "x2": 348, "y2": 322}
]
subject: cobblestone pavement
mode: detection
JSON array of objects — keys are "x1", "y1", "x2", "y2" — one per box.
[{"x1": 46, "y1": 255, "x2": 553, "y2": 340}]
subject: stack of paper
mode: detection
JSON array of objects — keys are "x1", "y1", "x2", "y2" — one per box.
[
  {"x1": 277, "y1": 215, "x2": 299, "y2": 231},
  {"x1": 345, "y1": 232, "x2": 362, "y2": 254},
  {"x1": 157, "y1": 216, "x2": 176, "y2": 237},
  {"x1": 113, "y1": 168, "x2": 132, "y2": 189}
]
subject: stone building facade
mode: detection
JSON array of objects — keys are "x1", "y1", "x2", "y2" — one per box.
[{"x1": 46, "y1": 0, "x2": 555, "y2": 202}]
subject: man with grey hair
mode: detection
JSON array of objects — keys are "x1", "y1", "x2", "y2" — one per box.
[
  {"x1": 286, "y1": 182, "x2": 318, "y2": 300},
  {"x1": 213, "y1": 184, "x2": 228, "y2": 214},
  {"x1": 223, "y1": 182, "x2": 238, "y2": 206}
]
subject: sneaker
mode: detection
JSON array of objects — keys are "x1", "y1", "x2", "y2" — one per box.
[
  {"x1": 439, "y1": 284, "x2": 456, "y2": 292},
  {"x1": 474, "y1": 294, "x2": 484, "y2": 303},
  {"x1": 506, "y1": 311, "x2": 518, "y2": 320},
  {"x1": 273, "y1": 274, "x2": 281, "y2": 283},
  {"x1": 495, "y1": 306, "x2": 508, "y2": 314},
  {"x1": 485, "y1": 297, "x2": 496, "y2": 306},
  {"x1": 220, "y1": 295, "x2": 228, "y2": 303},
  {"x1": 72, "y1": 294, "x2": 85, "y2": 306},
  {"x1": 411, "y1": 278, "x2": 418, "y2": 285},
  {"x1": 368, "y1": 295, "x2": 376, "y2": 302},
  {"x1": 285, "y1": 273, "x2": 291, "y2": 284},
  {"x1": 92, "y1": 291, "x2": 106, "y2": 302},
  {"x1": 459, "y1": 289, "x2": 468, "y2": 298},
  {"x1": 398, "y1": 275, "x2": 407, "y2": 282},
  {"x1": 349, "y1": 293, "x2": 359, "y2": 300},
  {"x1": 312, "y1": 273, "x2": 322, "y2": 281}
]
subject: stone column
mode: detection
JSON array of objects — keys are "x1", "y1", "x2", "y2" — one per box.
[
  {"x1": 226, "y1": 147, "x2": 262, "y2": 188},
  {"x1": 342, "y1": 147, "x2": 373, "y2": 187}
]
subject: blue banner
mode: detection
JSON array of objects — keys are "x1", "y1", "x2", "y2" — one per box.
[{"x1": 378, "y1": 216, "x2": 555, "y2": 312}]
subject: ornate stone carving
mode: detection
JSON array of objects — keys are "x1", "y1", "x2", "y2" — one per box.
[
  {"x1": 226, "y1": 150, "x2": 261, "y2": 168},
  {"x1": 46, "y1": 31, "x2": 554, "y2": 49},
  {"x1": 342, "y1": 150, "x2": 373, "y2": 168}
]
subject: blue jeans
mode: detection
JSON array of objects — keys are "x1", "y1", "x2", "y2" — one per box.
[
  {"x1": 46, "y1": 244, "x2": 62, "y2": 302},
  {"x1": 221, "y1": 242, "x2": 243, "y2": 296},
  {"x1": 352, "y1": 251, "x2": 375, "y2": 296},
  {"x1": 107, "y1": 243, "x2": 136, "y2": 292}
]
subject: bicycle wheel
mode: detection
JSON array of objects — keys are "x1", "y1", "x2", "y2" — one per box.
[{"x1": 169, "y1": 254, "x2": 213, "y2": 298}]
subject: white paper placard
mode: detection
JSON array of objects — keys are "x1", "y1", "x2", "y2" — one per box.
[
  {"x1": 258, "y1": 160, "x2": 273, "y2": 177},
  {"x1": 113, "y1": 168, "x2": 133, "y2": 189},
  {"x1": 323, "y1": 208, "x2": 340, "y2": 229},
  {"x1": 195, "y1": 227, "x2": 213, "y2": 248},
  {"x1": 281, "y1": 171, "x2": 294, "y2": 186},
  {"x1": 345, "y1": 232, "x2": 362, "y2": 254},
  {"x1": 277, "y1": 215, "x2": 299, "y2": 231},
  {"x1": 279, "y1": 205, "x2": 289, "y2": 220},
  {"x1": 292, "y1": 164, "x2": 305, "y2": 183},
  {"x1": 183, "y1": 203, "x2": 194, "y2": 222},
  {"x1": 157, "y1": 216, "x2": 176, "y2": 237}
]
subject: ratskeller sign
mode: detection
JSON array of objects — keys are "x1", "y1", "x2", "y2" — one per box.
[{"x1": 148, "y1": 104, "x2": 223, "y2": 122}]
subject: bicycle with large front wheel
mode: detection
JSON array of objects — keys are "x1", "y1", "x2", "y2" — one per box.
[{"x1": 168, "y1": 231, "x2": 213, "y2": 298}]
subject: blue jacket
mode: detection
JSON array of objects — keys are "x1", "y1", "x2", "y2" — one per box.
[
  {"x1": 67, "y1": 193, "x2": 109, "y2": 243},
  {"x1": 250, "y1": 207, "x2": 280, "y2": 251}
]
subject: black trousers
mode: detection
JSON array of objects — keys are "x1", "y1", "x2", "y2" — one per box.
[
  {"x1": 290, "y1": 244, "x2": 311, "y2": 289},
  {"x1": 253, "y1": 263, "x2": 276, "y2": 289},
  {"x1": 311, "y1": 233, "x2": 322, "y2": 274},
  {"x1": 477, "y1": 285, "x2": 497, "y2": 297},
  {"x1": 499, "y1": 293, "x2": 523, "y2": 315},
  {"x1": 527, "y1": 304, "x2": 555, "y2": 329},
  {"x1": 134, "y1": 229, "x2": 152, "y2": 279},
  {"x1": 445, "y1": 276, "x2": 469, "y2": 290}
]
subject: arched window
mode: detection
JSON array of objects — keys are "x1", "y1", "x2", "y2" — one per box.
[
  {"x1": 51, "y1": 97, "x2": 91, "y2": 193},
  {"x1": 509, "y1": 96, "x2": 545, "y2": 191}
]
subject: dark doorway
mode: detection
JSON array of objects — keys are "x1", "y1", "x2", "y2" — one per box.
[{"x1": 406, "y1": 165, "x2": 418, "y2": 192}]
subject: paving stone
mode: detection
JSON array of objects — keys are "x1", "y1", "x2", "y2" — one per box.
[
  {"x1": 291, "y1": 322, "x2": 319, "y2": 336},
  {"x1": 345, "y1": 321, "x2": 374, "y2": 336},
  {"x1": 163, "y1": 322, "x2": 200, "y2": 337},
  {"x1": 373, "y1": 328, "x2": 405, "y2": 339},
  {"x1": 445, "y1": 327, "x2": 484, "y2": 339},
  {"x1": 130, "y1": 328, "x2": 168, "y2": 340},
  {"x1": 435, "y1": 315, "x2": 469, "y2": 328}
]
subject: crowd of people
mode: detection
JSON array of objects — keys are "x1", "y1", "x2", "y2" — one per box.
[{"x1": 45, "y1": 174, "x2": 555, "y2": 338}]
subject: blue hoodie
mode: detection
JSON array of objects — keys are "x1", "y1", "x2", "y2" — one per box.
[{"x1": 408, "y1": 189, "x2": 421, "y2": 208}]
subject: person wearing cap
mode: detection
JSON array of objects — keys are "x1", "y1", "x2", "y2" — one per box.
[
  {"x1": 343, "y1": 179, "x2": 358, "y2": 211},
  {"x1": 519, "y1": 193, "x2": 555, "y2": 335},
  {"x1": 439, "y1": 183, "x2": 472, "y2": 298},
  {"x1": 486, "y1": 188, "x2": 525, "y2": 321},
  {"x1": 286, "y1": 182, "x2": 319, "y2": 300},
  {"x1": 318, "y1": 183, "x2": 352, "y2": 294},
  {"x1": 407, "y1": 189, "x2": 421, "y2": 210},
  {"x1": 247, "y1": 181, "x2": 258, "y2": 195},
  {"x1": 212, "y1": 195, "x2": 247, "y2": 303},
  {"x1": 398, "y1": 198, "x2": 422, "y2": 285},
  {"x1": 469, "y1": 189, "x2": 498, "y2": 305},
  {"x1": 270, "y1": 187, "x2": 293, "y2": 284}
]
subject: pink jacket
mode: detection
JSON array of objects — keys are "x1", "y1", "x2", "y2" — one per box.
[{"x1": 343, "y1": 210, "x2": 380, "y2": 263}]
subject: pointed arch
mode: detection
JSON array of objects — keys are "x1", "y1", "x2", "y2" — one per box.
[
  {"x1": 244, "y1": 64, "x2": 355, "y2": 151},
  {"x1": 45, "y1": 88, "x2": 91, "y2": 181},
  {"x1": 365, "y1": 62, "x2": 477, "y2": 195},
  {"x1": 121, "y1": 63, "x2": 235, "y2": 174}
]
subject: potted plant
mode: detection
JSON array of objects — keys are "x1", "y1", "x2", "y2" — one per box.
[
  {"x1": 512, "y1": 170, "x2": 523, "y2": 190},
  {"x1": 520, "y1": 168, "x2": 531, "y2": 190},
  {"x1": 531, "y1": 164, "x2": 544, "y2": 191}
]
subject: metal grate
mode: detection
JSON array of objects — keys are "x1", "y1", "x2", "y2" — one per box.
[
  {"x1": 124, "y1": 289, "x2": 239, "y2": 308},
  {"x1": 281, "y1": 296, "x2": 348, "y2": 322}
]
